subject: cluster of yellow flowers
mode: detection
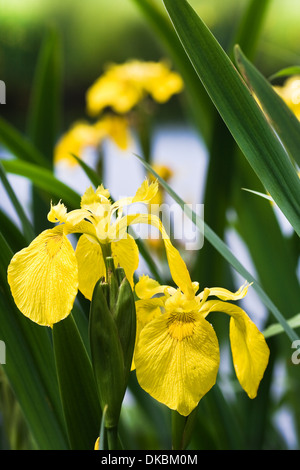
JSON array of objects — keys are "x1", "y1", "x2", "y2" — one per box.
[
  {"x1": 7, "y1": 179, "x2": 269, "y2": 417},
  {"x1": 55, "y1": 60, "x2": 184, "y2": 165}
]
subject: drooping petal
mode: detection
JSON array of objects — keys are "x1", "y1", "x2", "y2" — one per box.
[
  {"x1": 7, "y1": 227, "x2": 78, "y2": 327},
  {"x1": 124, "y1": 213, "x2": 195, "y2": 299},
  {"x1": 75, "y1": 234, "x2": 106, "y2": 300},
  {"x1": 135, "y1": 312, "x2": 220, "y2": 416},
  {"x1": 111, "y1": 235, "x2": 139, "y2": 288},
  {"x1": 203, "y1": 300, "x2": 270, "y2": 399}
]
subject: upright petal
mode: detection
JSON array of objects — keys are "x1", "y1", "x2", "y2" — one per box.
[
  {"x1": 111, "y1": 235, "x2": 139, "y2": 288},
  {"x1": 75, "y1": 234, "x2": 106, "y2": 300},
  {"x1": 203, "y1": 300, "x2": 270, "y2": 399},
  {"x1": 132, "y1": 179, "x2": 159, "y2": 204},
  {"x1": 7, "y1": 227, "x2": 78, "y2": 327},
  {"x1": 135, "y1": 275, "x2": 172, "y2": 299},
  {"x1": 125, "y1": 213, "x2": 194, "y2": 299},
  {"x1": 135, "y1": 312, "x2": 220, "y2": 416}
]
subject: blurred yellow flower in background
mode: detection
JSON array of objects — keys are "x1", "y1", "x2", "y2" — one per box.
[
  {"x1": 54, "y1": 114, "x2": 130, "y2": 166},
  {"x1": 86, "y1": 60, "x2": 184, "y2": 116},
  {"x1": 273, "y1": 75, "x2": 300, "y2": 120}
]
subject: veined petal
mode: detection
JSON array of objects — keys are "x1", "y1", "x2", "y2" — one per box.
[
  {"x1": 125, "y1": 213, "x2": 194, "y2": 299},
  {"x1": 203, "y1": 300, "x2": 269, "y2": 399},
  {"x1": 75, "y1": 234, "x2": 105, "y2": 300},
  {"x1": 132, "y1": 297, "x2": 164, "y2": 371},
  {"x1": 7, "y1": 227, "x2": 78, "y2": 327},
  {"x1": 111, "y1": 234, "x2": 139, "y2": 288},
  {"x1": 135, "y1": 312, "x2": 220, "y2": 416}
]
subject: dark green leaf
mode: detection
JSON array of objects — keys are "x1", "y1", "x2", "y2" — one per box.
[
  {"x1": 53, "y1": 314, "x2": 101, "y2": 450},
  {"x1": 162, "y1": 0, "x2": 300, "y2": 237}
]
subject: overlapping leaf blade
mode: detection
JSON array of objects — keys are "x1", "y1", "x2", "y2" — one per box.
[{"x1": 162, "y1": 0, "x2": 300, "y2": 238}]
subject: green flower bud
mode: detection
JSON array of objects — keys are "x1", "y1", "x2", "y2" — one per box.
[{"x1": 89, "y1": 257, "x2": 136, "y2": 431}]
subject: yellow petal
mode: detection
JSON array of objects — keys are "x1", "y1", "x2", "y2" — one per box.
[
  {"x1": 203, "y1": 300, "x2": 270, "y2": 399},
  {"x1": 111, "y1": 235, "x2": 139, "y2": 288},
  {"x1": 7, "y1": 227, "x2": 78, "y2": 327},
  {"x1": 47, "y1": 201, "x2": 67, "y2": 224},
  {"x1": 54, "y1": 121, "x2": 101, "y2": 165},
  {"x1": 135, "y1": 275, "x2": 170, "y2": 299},
  {"x1": 132, "y1": 297, "x2": 164, "y2": 371},
  {"x1": 135, "y1": 312, "x2": 220, "y2": 416},
  {"x1": 75, "y1": 234, "x2": 105, "y2": 300},
  {"x1": 125, "y1": 213, "x2": 194, "y2": 299},
  {"x1": 198, "y1": 282, "x2": 251, "y2": 302},
  {"x1": 132, "y1": 179, "x2": 159, "y2": 204}
]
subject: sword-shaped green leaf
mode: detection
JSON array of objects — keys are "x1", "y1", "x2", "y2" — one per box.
[{"x1": 162, "y1": 0, "x2": 300, "y2": 238}]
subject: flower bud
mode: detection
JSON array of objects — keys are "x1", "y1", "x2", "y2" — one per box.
[{"x1": 89, "y1": 257, "x2": 136, "y2": 429}]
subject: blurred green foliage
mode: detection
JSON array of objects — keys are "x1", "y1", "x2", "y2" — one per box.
[{"x1": 1, "y1": 0, "x2": 300, "y2": 128}]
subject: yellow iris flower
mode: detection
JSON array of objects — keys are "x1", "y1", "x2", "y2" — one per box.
[
  {"x1": 134, "y1": 274, "x2": 270, "y2": 416},
  {"x1": 273, "y1": 75, "x2": 300, "y2": 120},
  {"x1": 7, "y1": 179, "x2": 192, "y2": 328},
  {"x1": 86, "y1": 60, "x2": 184, "y2": 116},
  {"x1": 54, "y1": 114, "x2": 130, "y2": 166}
]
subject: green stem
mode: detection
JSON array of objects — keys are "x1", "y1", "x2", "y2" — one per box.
[{"x1": 106, "y1": 426, "x2": 120, "y2": 450}]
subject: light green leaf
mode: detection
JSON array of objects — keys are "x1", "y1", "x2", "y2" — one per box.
[
  {"x1": 269, "y1": 66, "x2": 300, "y2": 82},
  {"x1": 263, "y1": 314, "x2": 300, "y2": 339}
]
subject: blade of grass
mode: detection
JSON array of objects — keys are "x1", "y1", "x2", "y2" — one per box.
[
  {"x1": 263, "y1": 314, "x2": 300, "y2": 339},
  {"x1": 137, "y1": 155, "x2": 299, "y2": 342},
  {"x1": 162, "y1": 0, "x2": 300, "y2": 238}
]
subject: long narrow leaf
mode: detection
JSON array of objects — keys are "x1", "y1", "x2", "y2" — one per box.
[
  {"x1": 0, "y1": 162, "x2": 35, "y2": 242},
  {"x1": 162, "y1": 0, "x2": 300, "y2": 238},
  {"x1": 137, "y1": 156, "x2": 299, "y2": 342},
  {"x1": 1, "y1": 158, "x2": 81, "y2": 209},
  {"x1": 234, "y1": 45, "x2": 300, "y2": 167},
  {"x1": 27, "y1": 27, "x2": 62, "y2": 164},
  {"x1": 0, "y1": 116, "x2": 49, "y2": 168},
  {"x1": 53, "y1": 315, "x2": 101, "y2": 450}
]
